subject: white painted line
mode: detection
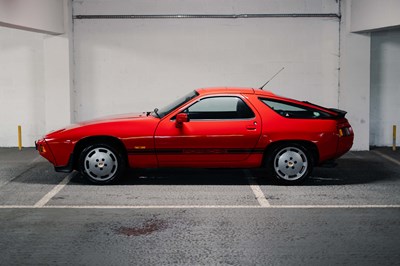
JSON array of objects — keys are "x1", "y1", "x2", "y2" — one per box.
[
  {"x1": 0, "y1": 205, "x2": 260, "y2": 209},
  {"x1": 269, "y1": 205, "x2": 400, "y2": 209},
  {"x1": 0, "y1": 156, "x2": 43, "y2": 189},
  {"x1": 373, "y1": 150, "x2": 400, "y2": 167},
  {"x1": 41, "y1": 205, "x2": 261, "y2": 209},
  {"x1": 244, "y1": 170, "x2": 271, "y2": 207},
  {"x1": 30, "y1": 155, "x2": 43, "y2": 164},
  {"x1": 34, "y1": 173, "x2": 73, "y2": 207},
  {"x1": 1, "y1": 205, "x2": 400, "y2": 209}
]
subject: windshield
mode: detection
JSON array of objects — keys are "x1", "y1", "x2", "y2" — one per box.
[{"x1": 151, "y1": 90, "x2": 199, "y2": 118}]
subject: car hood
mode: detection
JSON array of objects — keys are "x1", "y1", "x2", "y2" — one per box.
[
  {"x1": 74, "y1": 112, "x2": 150, "y2": 126},
  {"x1": 45, "y1": 112, "x2": 156, "y2": 139}
]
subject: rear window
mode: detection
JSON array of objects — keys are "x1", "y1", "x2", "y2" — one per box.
[{"x1": 260, "y1": 98, "x2": 333, "y2": 119}]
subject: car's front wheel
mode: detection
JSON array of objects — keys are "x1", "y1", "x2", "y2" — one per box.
[
  {"x1": 268, "y1": 144, "x2": 313, "y2": 185},
  {"x1": 78, "y1": 143, "x2": 125, "y2": 184}
]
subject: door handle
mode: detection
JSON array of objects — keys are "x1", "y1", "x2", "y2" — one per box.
[{"x1": 246, "y1": 125, "x2": 257, "y2": 130}]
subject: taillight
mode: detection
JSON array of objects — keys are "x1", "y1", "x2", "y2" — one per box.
[{"x1": 338, "y1": 126, "x2": 353, "y2": 137}]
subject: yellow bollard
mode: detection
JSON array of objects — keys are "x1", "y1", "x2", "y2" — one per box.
[
  {"x1": 393, "y1": 125, "x2": 397, "y2": 151},
  {"x1": 18, "y1": 125, "x2": 22, "y2": 151}
]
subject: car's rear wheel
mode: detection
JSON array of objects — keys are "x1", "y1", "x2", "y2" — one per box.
[
  {"x1": 78, "y1": 143, "x2": 125, "y2": 184},
  {"x1": 268, "y1": 144, "x2": 313, "y2": 185}
]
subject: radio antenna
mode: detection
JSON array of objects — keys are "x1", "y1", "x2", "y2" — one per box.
[{"x1": 259, "y1": 67, "x2": 285, "y2": 90}]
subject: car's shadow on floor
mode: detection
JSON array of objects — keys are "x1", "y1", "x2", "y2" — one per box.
[
  {"x1": 70, "y1": 168, "x2": 254, "y2": 186},
  {"x1": 67, "y1": 157, "x2": 399, "y2": 186},
  {"x1": 303, "y1": 157, "x2": 399, "y2": 186}
]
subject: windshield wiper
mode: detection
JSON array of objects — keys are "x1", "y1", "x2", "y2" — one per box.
[{"x1": 153, "y1": 108, "x2": 161, "y2": 118}]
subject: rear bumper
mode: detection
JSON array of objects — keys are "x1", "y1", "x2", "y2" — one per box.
[{"x1": 336, "y1": 135, "x2": 354, "y2": 158}]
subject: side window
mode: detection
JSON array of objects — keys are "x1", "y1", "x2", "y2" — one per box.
[
  {"x1": 185, "y1": 96, "x2": 254, "y2": 120},
  {"x1": 260, "y1": 98, "x2": 332, "y2": 119}
]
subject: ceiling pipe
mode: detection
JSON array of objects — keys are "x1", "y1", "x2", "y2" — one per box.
[{"x1": 74, "y1": 13, "x2": 340, "y2": 20}]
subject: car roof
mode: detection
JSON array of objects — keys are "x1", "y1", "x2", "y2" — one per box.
[
  {"x1": 196, "y1": 87, "x2": 338, "y2": 116},
  {"x1": 196, "y1": 87, "x2": 276, "y2": 97}
]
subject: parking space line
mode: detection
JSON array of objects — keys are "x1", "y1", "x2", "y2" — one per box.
[
  {"x1": 373, "y1": 150, "x2": 400, "y2": 166},
  {"x1": 34, "y1": 173, "x2": 73, "y2": 207},
  {"x1": 244, "y1": 170, "x2": 271, "y2": 207},
  {"x1": 0, "y1": 156, "x2": 42, "y2": 189},
  {"x1": 1, "y1": 205, "x2": 399, "y2": 209},
  {"x1": 269, "y1": 205, "x2": 400, "y2": 209}
]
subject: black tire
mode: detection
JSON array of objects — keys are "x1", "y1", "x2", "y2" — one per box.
[
  {"x1": 78, "y1": 143, "x2": 126, "y2": 184},
  {"x1": 267, "y1": 143, "x2": 313, "y2": 185}
]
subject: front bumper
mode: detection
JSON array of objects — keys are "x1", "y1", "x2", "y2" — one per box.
[
  {"x1": 36, "y1": 138, "x2": 74, "y2": 173},
  {"x1": 35, "y1": 139, "x2": 56, "y2": 165}
]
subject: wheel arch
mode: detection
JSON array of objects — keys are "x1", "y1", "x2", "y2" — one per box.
[
  {"x1": 72, "y1": 136, "x2": 128, "y2": 170},
  {"x1": 263, "y1": 140, "x2": 319, "y2": 166}
]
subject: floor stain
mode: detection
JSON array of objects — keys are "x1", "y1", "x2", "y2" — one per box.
[{"x1": 116, "y1": 219, "x2": 168, "y2": 236}]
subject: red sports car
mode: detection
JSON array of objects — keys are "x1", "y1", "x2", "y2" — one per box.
[{"x1": 36, "y1": 88, "x2": 353, "y2": 185}]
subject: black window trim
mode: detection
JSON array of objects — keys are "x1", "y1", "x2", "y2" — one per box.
[
  {"x1": 259, "y1": 97, "x2": 335, "y2": 119},
  {"x1": 171, "y1": 95, "x2": 256, "y2": 121}
]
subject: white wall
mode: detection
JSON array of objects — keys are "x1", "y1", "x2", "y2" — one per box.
[
  {"x1": 74, "y1": 0, "x2": 339, "y2": 14},
  {"x1": 351, "y1": 0, "x2": 400, "y2": 32},
  {"x1": 0, "y1": 0, "x2": 64, "y2": 34},
  {"x1": 73, "y1": 0, "x2": 340, "y2": 122},
  {"x1": 0, "y1": 0, "x2": 72, "y2": 147},
  {"x1": 0, "y1": 27, "x2": 46, "y2": 146},
  {"x1": 370, "y1": 29, "x2": 400, "y2": 146}
]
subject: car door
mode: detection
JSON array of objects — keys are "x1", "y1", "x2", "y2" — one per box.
[{"x1": 154, "y1": 95, "x2": 262, "y2": 167}]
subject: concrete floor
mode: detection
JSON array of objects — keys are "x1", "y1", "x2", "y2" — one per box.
[{"x1": 0, "y1": 147, "x2": 399, "y2": 265}]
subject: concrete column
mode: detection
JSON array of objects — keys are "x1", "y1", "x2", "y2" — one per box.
[
  {"x1": 43, "y1": 0, "x2": 73, "y2": 132},
  {"x1": 339, "y1": 0, "x2": 371, "y2": 150}
]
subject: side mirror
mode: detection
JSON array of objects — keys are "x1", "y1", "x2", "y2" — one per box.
[{"x1": 175, "y1": 113, "x2": 189, "y2": 128}]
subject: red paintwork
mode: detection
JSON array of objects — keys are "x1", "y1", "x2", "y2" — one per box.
[{"x1": 36, "y1": 87, "x2": 354, "y2": 170}]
